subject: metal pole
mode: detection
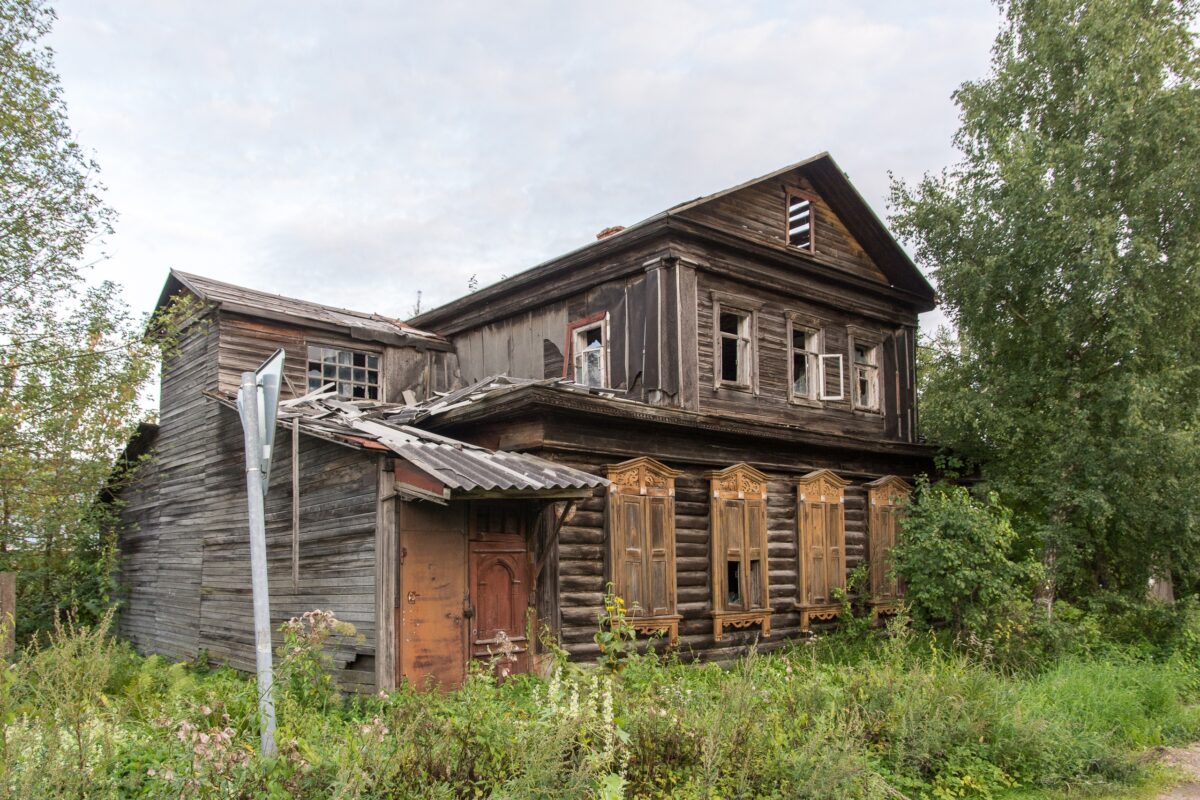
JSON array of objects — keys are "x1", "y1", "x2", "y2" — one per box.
[{"x1": 239, "y1": 371, "x2": 277, "y2": 758}]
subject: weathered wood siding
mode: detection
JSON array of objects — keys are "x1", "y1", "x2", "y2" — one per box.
[
  {"x1": 116, "y1": 315, "x2": 382, "y2": 689},
  {"x1": 678, "y1": 170, "x2": 888, "y2": 285},
  {"x1": 216, "y1": 310, "x2": 459, "y2": 402},
  {"x1": 693, "y1": 269, "x2": 918, "y2": 442},
  {"x1": 448, "y1": 260, "x2": 684, "y2": 405}
]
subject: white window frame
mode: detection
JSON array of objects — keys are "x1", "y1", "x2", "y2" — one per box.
[
  {"x1": 819, "y1": 354, "x2": 844, "y2": 401},
  {"x1": 851, "y1": 342, "x2": 881, "y2": 412},
  {"x1": 571, "y1": 315, "x2": 610, "y2": 389},
  {"x1": 786, "y1": 315, "x2": 823, "y2": 405},
  {"x1": 713, "y1": 302, "x2": 755, "y2": 391}
]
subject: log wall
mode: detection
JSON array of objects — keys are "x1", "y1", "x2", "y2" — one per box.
[{"x1": 542, "y1": 448, "x2": 876, "y2": 662}]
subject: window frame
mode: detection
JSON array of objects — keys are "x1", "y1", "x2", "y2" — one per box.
[
  {"x1": 847, "y1": 326, "x2": 882, "y2": 413},
  {"x1": 305, "y1": 342, "x2": 383, "y2": 401},
  {"x1": 864, "y1": 475, "x2": 912, "y2": 612},
  {"x1": 711, "y1": 292, "x2": 761, "y2": 393},
  {"x1": 785, "y1": 189, "x2": 817, "y2": 252},
  {"x1": 707, "y1": 463, "x2": 772, "y2": 642},
  {"x1": 563, "y1": 311, "x2": 610, "y2": 388},
  {"x1": 786, "y1": 313, "x2": 824, "y2": 406},
  {"x1": 605, "y1": 457, "x2": 682, "y2": 643},
  {"x1": 795, "y1": 469, "x2": 849, "y2": 631}
]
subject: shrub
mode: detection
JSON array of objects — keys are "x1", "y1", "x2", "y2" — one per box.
[{"x1": 894, "y1": 479, "x2": 1041, "y2": 638}]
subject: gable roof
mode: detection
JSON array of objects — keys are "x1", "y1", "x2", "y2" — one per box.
[
  {"x1": 412, "y1": 152, "x2": 935, "y2": 329},
  {"x1": 156, "y1": 269, "x2": 449, "y2": 349}
]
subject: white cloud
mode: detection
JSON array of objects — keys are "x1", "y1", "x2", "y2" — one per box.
[{"x1": 50, "y1": 0, "x2": 997, "y2": 333}]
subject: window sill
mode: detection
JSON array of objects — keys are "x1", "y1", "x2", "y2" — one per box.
[
  {"x1": 714, "y1": 382, "x2": 754, "y2": 394},
  {"x1": 627, "y1": 614, "x2": 681, "y2": 644},
  {"x1": 787, "y1": 395, "x2": 823, "y2": 408},
  {"x1": 793, "y1": 602, "x2": 842, "y2": 632},
  {"x1": 710, "y1": 609, "x2": 772, "y2": 641}
]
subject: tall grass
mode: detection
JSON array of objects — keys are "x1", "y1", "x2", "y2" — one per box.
[{"x1": 0, "y1": 610, "x2": 1196, "y2": 799}]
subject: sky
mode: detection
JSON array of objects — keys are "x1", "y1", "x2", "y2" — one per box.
[{"x1": 49, "y1": 1, "x2": 1002, "y2": 329}]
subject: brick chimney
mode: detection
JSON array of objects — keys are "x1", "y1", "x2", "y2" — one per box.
[{"x1": 595, "y1": 225, "x2": 626, "y2": 240}]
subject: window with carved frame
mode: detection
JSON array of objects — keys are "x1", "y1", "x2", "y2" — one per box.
[
  {"x1": 795, "y1": 469, "x2": 848, "y2": 632},
  {"x1": 865, "y1": 476, "x2": 911, "y2": 616},
  {"x1": 707, "y1": 463, "x2": 772, "y2": 641},
  {"x1": 606, "y1": 457, "x2": 682, "y2": 642}
]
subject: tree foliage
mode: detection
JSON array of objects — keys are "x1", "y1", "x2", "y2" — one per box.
[
  {"x1": 891, "y1": 0, "x2": 1200, "y2": 599},
  {"x1": 893, "y1": 480, "x2": 1040, "y2": 637},
  {"x1": 0, "y1": 0, "x2": 182, "y2": 639}
]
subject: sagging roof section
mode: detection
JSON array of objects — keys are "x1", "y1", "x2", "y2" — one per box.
[
  {"x1": 209, "y1": 387, "x2": 607, "y2": 503},
  {"x1": 158, "y1": 269, "x2": 449, "y2": 349}
]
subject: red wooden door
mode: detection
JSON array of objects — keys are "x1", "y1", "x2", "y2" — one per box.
[{"x1": 468, "y1": 504, "x2": 531, "y2": 676}]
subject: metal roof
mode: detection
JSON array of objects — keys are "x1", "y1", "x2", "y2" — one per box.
[
  {"x1": 159, "y1": 270, "x2": 448, "y2": 348},
  {"x1": 213, "y1": 387, "x2": 607, "y2": 502}
]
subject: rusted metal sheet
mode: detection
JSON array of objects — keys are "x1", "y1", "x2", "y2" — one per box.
[{"x1": 398, "y1": 503, "x2": 467, "y2": 691}]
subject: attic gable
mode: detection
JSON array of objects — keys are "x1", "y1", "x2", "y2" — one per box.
[{"x1": 675, "y1": 168, "x2": 890, "y2": 285}]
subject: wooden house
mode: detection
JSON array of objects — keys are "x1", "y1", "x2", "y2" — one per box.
[{"x1": 113, "y1": 152, "x2": 935, "y2": 691}]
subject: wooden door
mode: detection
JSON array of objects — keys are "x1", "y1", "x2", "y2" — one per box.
[
  {"x1": 468, "y1": 504, "x2": 531, "y2": 676},
  {"x1": 397, "y1": 503, "x2": 467, "y2": 690}
]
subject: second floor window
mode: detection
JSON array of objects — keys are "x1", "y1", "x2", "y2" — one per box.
[
  {"x1": 789, "y1": 324, "x2": 819, "y2": 401},
  {"x1": 573, "y1": 321, "x2": 606, "y2": 388},
  {"x1": 717, "y1": 308, "x2": 753, "y2": 388},
  {"x1": 852, "y1": 342, "x2": 880, "y2": 411},
  {"x1": 307, "y1": 345, "x2": 380, "y2": 400}
]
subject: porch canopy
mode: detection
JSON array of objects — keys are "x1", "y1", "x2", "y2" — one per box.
[{"x1": 210, "y1": 388, "x2": 607, "y2": 503}]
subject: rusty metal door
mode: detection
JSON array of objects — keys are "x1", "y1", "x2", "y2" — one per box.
[
  {"x1": 397, "y1": 502, "x2": 467, "y2": 690},
  {"x1": 468, "y1": 504, "x2": 531, "y2": 676}
]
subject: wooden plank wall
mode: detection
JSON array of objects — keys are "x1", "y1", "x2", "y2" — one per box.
[
  {"x1": 544, "y1": 451, "x2": 870, "y2": 661},
  {"x1": 218, "y1": 311, "x2": 460, "y2": 402},
  {"x1": 694, "y1": 270, "x2": 915, "y2": 440},
  {"x1": 200, "y1": 405, "x2": 380, "y2": 690},
  {"x1": 116, "y1": 315, "x2": 382, "y2": 690},
  {"x1": 143, "y1": 322, "x2": 214, "y2": 660},
  {"x1": 452, "y1": 304, "x2": 569, "y2": 384},
  {"x1": 678, "y1": 170, "x2": 889, "y2": 286}
]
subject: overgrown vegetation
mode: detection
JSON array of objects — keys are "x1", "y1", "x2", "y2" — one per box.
[{"x1": 0, "y1": 602, "x2": 1195, "y2": 799}]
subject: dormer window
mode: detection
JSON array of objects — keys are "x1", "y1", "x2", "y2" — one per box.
[
  {"x1": 787, "y1": 192, "x2": 815, "y2": 251},
  {"x1": 307, "y1": 345, "x2": 380, "y2": 400}
]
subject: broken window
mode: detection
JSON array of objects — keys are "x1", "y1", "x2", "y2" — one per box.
[
  {"x1": 716, "y1": 307, "x2": 753, "y2": 388},
  {"x1": 852, "y1": 341, "x2": 880, "y2": 411},
  {"x1": 787, "y1": 193, "x2": 815, "y2": 250},
  {"x1": 573, "y1": 322, "x2": 606, "y2": 388},
  {"x1": 306, "y1": 345, "x2": 380, "y2": 400},
  {"x1": 708, "y1": 464, "x2": 772, "y2": 641},
  {"x1": 789, "y1": 324, "x2": 819, "y2": 401}
]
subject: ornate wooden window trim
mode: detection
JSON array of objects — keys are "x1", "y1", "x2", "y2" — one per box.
[
  {"x1": 795, "y1": 469, "x2": 848, "y2": 632},
  {"x1": 706, "y1": 463, "x2": 772, "y2": 642},
  {"x1": 864, "y1": 475, "x2": 911, "y2": 621},
  {"x1": 605, "y1": 457, "x2": 682, "y2": 643}
]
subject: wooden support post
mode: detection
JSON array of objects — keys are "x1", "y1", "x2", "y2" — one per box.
[{"x1": 292, "y1": 419, "x2": 300, "y2": 590}]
